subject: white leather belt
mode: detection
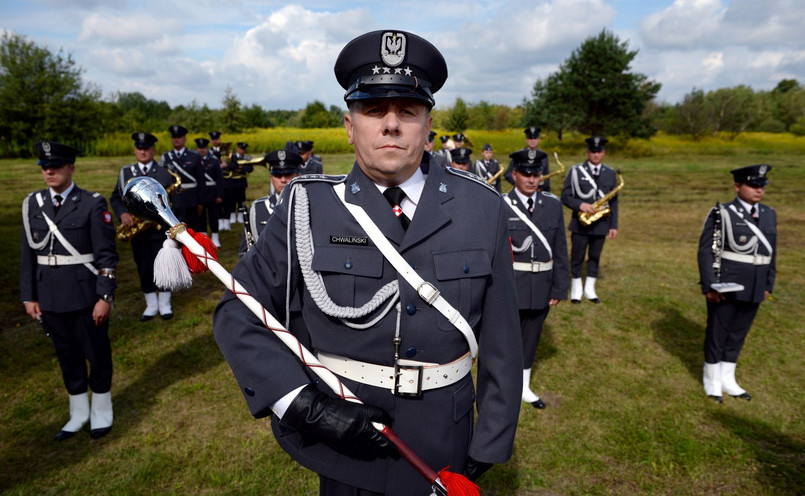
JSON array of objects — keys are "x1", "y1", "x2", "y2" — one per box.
[
  {"x1": 721, "y1": 252, "x2": 771, "y2": 265},
  {"x1": 37, "y1": 253, "x2": 95, "y2": 267},
  {"x1": 317, "y1": 351, "x2": 473, "y2": 396},
  {"x1": 513, "y1": 260, "x2": 553, "y2": 273}
]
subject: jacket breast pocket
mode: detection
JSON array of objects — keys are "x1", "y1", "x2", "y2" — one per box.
[
  {"x1": 433, "y1": 249, "x2": 492, "y2": 331},
  {"x1": 311, "y1": 244, "x2": 384, "y2": 307}
]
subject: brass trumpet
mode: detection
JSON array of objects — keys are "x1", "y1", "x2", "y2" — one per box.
[
  {"x1": 578, "y1": 169, "x2": 624, "y2": 226},
  {"x1": 223, "y1": 155, "x2": 267, "y2": 179},
  {"x1": 116, "y1": 169, "x2": 182, "y2": 241}
]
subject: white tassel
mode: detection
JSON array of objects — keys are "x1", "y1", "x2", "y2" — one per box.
[{"x1": 153, "y1": 238, "x2": 193, "y2": 290}]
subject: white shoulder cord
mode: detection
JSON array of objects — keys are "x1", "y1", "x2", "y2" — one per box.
[
  {"x1": 292, "y1": 184, "x2": 400, "y2": 329},
  {"x1": 571, "y1": 165, "x2": 602, "y2": 201},
  {"x1": 22, "y1": 194, "x2": 51, "y2": 250},
  {"x1": 726, "y1": 204, "x2": 773, "y2": 255},
  {"x1": 31, "y1": 193, "x2": 98, "y2": 275},
  {"x1": 332, "y1": 182, "x2": 478, "y2": 358},
  {"x1": 503, "y1": 196, "x2": 552, "y2": 258}
]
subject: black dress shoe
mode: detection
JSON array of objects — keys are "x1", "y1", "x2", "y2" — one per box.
[
  {"x1": 730, "y1": 392, "x2": 751, "y2": 401},
  {"x1": 54, "y1": 429, "x2": 78, "y2": 441},
  {"x1": 589, "y1": 298, "x2": 600, "y2": 304},
  {"x1": 571, "y1": 299, "x2": 581, "y2": 304},
  {"x1": 530, "y1": 398, "x2": 546, "y2": 409},
  {"x1": 140, "y1": 314, "x2": 155, "y2": 322},
  {"x1": 90, "y1": 426, "x2": 112, "y2": 439},
  {"x1": 160, "y1": 313, "x2": 173, "y2": 320},
  {"x1": 708, "y1": 395, "x2": 723, "y2": 404}
]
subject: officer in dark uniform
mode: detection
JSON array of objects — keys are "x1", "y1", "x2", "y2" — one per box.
[
  {"x1": 452, "y1": 132, "x2": 467, "y2": 149},
  {"x1": 110, "y1": 132, "x2": 178, "y2": 320},
  {"x1": 504, "y1": 126, "x2": 551, "y2": 191},
  {"x1": 195, "y1": 137, "x2": 224, "y2": 248},
  {"x1": 21, "y1": 141, "x2": 118, "y2": 440},
  {"x1": 474, "y1": 143, "x2": 502, "y2": 192},
  {"x1": 162, "y1": 125, "x2": 206, "y2": 232},
  {"x1": 697, "y1": 165, "x2": 776, "y2": 403},
  {"x1": 209, "y1": 131, "x2": 229, "y2": 231},
  {"x1": 449, "y1": 147, "x2": 473, "y2": 172},
  {"x1": 296, "y1": 140, "x2": 324, "y2": 175},
  {"x1": 239, "y1": 149, "x2": 302, "y2": 256},
  {"x1": 213, "y1": 29, "x2": 522, "y2": 496},
  {"x1": 209, "y1": 131, "x2": 225, "y2": 160},
  {"x1": 222, "y1": 142, "x2": 254, "y2": 225},
  {"x1": 424, "y1": 130, "x2": 450, "y2": 169},
  {"x1": 505, "y1": 149, "x2": 568, "y2": 409},
  {"x1": 561, "y1": 136, "x2": 619, "y2": 304}
]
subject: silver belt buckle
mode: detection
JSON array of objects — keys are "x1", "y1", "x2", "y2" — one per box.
[
  {"x1": 47, "y1": 254, "x2": 58, "y2": 267},
  {"x1": 417, "y1": 282, "x2": 440, "y2": 305},
  {"x1": 531, "y1": 261, "x2": 541, "y2": 272},
  {"x1": 394, "y1": 361, "x2": 423, "y2": 397}
]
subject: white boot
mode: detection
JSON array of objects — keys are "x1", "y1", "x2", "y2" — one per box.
[
  {"x1": 720, "y1": 362, "x2": 750, "y2": 399},
  {"x1": 521, "y1": 369, "x2": 546, "y2": 409},
  {"x1": 217, "y1": 218, "x2": 224, "y2": 231},
  {"x1": 55, "y1": 392, "x2": 89, "y2": 440},
  {"x1": 158, "y1": 291, "x2": 173, "y2": 319},
  {"x1": 90, "y1": 391, "x2": 113, "y2": 438},
  {"x1": 237, "y1": 211, "x2": 244, "y2": 224},
  {"x1": 703, "y1": 362, "x2": 723, "y2": 402},
  {"x1": 570, "y1": 278, "x2": 583, "y2": 303},
  {"x1": 223, "y1": 219, "x2": 231, "y2": 231},
  {"x1": 584, "y1": 277, "x2": 599, "y2": 303},
  {"x1": 211, "y1": 232, "x2": 221, "y2": 248},
  {"x1": 229, "y1": 213, "x2": 237, "y2": 224},
  {"x1": 141, "y1": 292, "x2": 158, "y2": 321}
]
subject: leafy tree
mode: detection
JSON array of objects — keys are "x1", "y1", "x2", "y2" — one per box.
[
  {"x1": 667, "y1": 88, "x2": 712, "y2": 139},
  {"x1": 524, "y1": 30, "x2": 661, "y2": 139},
  {"x1": 445, "y1": 98, "x2": 469, "y2": 132},
  {"x1": 114, "y1": 91, "x2": 172, "y2": 132},
  {"x1": 243, "y1": 104, "x2": 271, "y2": 128},
  {"x1": 221, "y1": 87, "x2": 244, "y2": 133},
  {"x1": 706, "y1": 85, "x2": 758, "y2": 136},
  {"x1": 300, "y1": 100, "x2": 341, "y2": 128},
  {"x1": 0, "y1": 32, "x2": 104, "y2": 157}
]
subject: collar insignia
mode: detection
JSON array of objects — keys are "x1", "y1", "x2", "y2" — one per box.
[
  {"x1": 350, "y1": 182, "x2": 360, "y2": 194},
  {"x1": 439, "y1": 183, "x2": 447, "y2": 193}
]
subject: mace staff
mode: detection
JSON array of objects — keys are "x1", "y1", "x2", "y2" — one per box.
[{"x1": 122, "y1": 176, "x2": 474, "y2": 496}]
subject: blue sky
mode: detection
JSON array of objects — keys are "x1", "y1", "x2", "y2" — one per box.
[{"x1": 2, "y1": 0, "x2": 804, "y2": 111}]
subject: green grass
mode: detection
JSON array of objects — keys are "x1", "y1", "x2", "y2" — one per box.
[{"x1": 1, "y1": 137, "x2": 804, "y2": 495}]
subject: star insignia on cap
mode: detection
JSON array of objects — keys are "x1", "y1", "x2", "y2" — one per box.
[
  {"x1": 404, "y1": 66, "x2": 412, "y2": 76},
  {"x1": 394, "y1": 68, "x2": 402, "y2": 74},
  {"x1": 372, "y1": 65, "x2": 381, "y2": 75},
  {"x1": 382, "y1": 67, "x2": 391, "y2": 74}
]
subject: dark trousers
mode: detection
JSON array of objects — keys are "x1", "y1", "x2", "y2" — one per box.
[
  {"x1": 319, "y1": 476, "x2": 383, "y2": 496},
  {"x1": 200, "y1": 201, "x2": 220, "y2": 234},
  {"x1": 704, "y1": 299, "x2": 760, "y2": 363},
  {"x1": 44, "y1": 308, "x2": 112, "y2": 395},
  {"x1": 570, "y1": 233, "x2": 606, "y2": 278},
  {"x1": 132, "y1": 228, "x2": 165, "y2": 293},
  {"x1": 520, "y1": 307, "x2": 550, "y2": 368}
]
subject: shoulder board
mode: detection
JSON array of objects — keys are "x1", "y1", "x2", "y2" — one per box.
[
  {"x1": 541, "y1": 191, "x2": 559, "y2": 201},
  {"x1": 251, "y1": 195, "x2": 271, "y2": 205},
  {"x1": 289, "y1": 174, "x2": 347, "y2": 187},
  {"x1": 445, "y1": 167, "x2": 498, "y2": 194}
]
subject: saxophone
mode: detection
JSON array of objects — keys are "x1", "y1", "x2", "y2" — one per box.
[
  {"x1": 578, "y1": 169, "x2": 624, "y2": 226},
  {"x1": 541, "y1": 151, "x2": 566, "y2": 182},
  {"x1": 116, "y1": 169, "x2": 182, "y2": 241}
]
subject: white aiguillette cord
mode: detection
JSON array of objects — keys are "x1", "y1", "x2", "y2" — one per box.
[
  {"x1": 503, "y1": 195, "x2": 552, "y2": 258},
  {"x1": 332, "y1": 182, "x2": 478, "y2": 359}
]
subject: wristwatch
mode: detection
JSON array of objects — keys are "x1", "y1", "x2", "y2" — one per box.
[{"x1": 100, "y1": 294, "x2": 114, "y2": 304}]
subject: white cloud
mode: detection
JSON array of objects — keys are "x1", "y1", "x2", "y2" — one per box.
[{"x1": 78, "y1": 13, "x2": 182, "y2": 45}]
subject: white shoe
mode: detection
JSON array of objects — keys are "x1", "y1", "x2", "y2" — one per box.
[
  {"x1": 61, "y1": 392, "x2": 90, "y2": 433},
  {"x1": 90, "y1": 391, "x2": 113, "y2": 438},
  {"x1": 229, "y1": 213, "x2": 237, "y2": 224},
  {"x1": 211, "y1": 232, "x2": 221, "y2": 248},
  {"x1": 157, "y1": 291, "x2": 173, "y2": 319},
  {"x1": 703, "y1": 362, "x2": 723, "y2": 402},
  {"x1": 720, "y1": 362, "x2": 750, "y2": 399},
  {"x1": 237, "y1": 212, "x2": 244, "y2": 224},
  {"x1": 584, "y1": 277, "x2": 599, "y2": 303},
  {"x1": 141, "y1": 292, "x2": 158, "y2": 321},
  {"x1": 570, "y1": 278, "x2": 582, "y2": 303},
  {"x1": 521, "y1": 369, "x2": 546, "y2": 408}
]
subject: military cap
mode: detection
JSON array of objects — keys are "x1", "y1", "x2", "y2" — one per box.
[
  {"x1": 450, "y1": 147, "x2": 472, "y2": 164},
  {"x1": 453, "y1": 133, "x2": 466, "y2": 142},
  {"x1": 237, "y1": 142, "x2": 249, "y2": 150},
  {"x1": 731, "y1": 164, "x2": 771, "y2": 186},
  {"x1": 195, "y1": 137, "x2": 210, "y2": 148},
  {"x1": 284, "y1": 141, "x2": 300, "y2": 153},
  {"x1": 266, "y1": 149, "x2": 303, "y2": 176},
  {"x1": 439, "y1": 135, "x2": 450, "y2": 143},
  {"x1": 524, "y1": 126, "x2": 541, "y2": 139},
  {"x1": 428, "y1": 130, "x2": 437, "y2": 142},
  {"x1": 295, "y1": 140, "x2": 314, "y2": 152},
  {"x1": 168, "y1": 125, "x2": 188, "y2": 138},
  {"x1": 209, "y1": 131, "x2": 222, "y2": 140},
  {"x1": 482, "y1": 143, "x2": 493, "y2": 151},
  {"x1": 35, "y1": 141, "x2": 80, "y2": 167},
  {"x1": 585, "y1": 136, "x2": 608, "y2": 152},
  {"x1": 334, "y1": 30, "x2": 448, "y2": 108},
  {"x1": 131, "y1": 131, "x2": 158, "y2": 148},
  {"x1": 510, "y1": 149, "x2": 548, "y2": 174}
]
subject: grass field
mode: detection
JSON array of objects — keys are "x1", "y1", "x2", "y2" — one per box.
[{"x1": 1, "y1": 139, "x2": 804, "y2": 495}]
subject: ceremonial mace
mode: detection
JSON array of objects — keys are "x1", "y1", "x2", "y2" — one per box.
[{"x1": 123, "y1": 176, "x2": 477, "y2": 496}]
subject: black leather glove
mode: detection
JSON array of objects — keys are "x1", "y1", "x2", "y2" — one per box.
[
  {"x1": 279, "y1": 384, "x2": 395, "y2": 458},
  {"x1": 463, "y1": 456, "x2": 493, "y2": 482}
]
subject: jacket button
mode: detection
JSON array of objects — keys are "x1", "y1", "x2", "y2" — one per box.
[
  {"x1": 244, "y1": 387, "x2": 255, "y2": 396},
  {"x1": 463, "y1": 265, "x2": 470, "y2": 273},
  {"x1": 405, "y1": 347, "x2": 417, "y2": 358},
  {"x1": 344, "y1": 260, "x2": 353, "y2": 269},
  {"x1": 406, "y1": 304, "x2": 417, "y2": 315}
]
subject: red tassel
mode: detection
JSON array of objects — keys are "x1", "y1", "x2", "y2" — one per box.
[
  {"x1": 438, "y1": 467, "x2": 479, "y2": 496},
  {"x1": 181, "y1": 228, "x2": 219, "y2": 274}
]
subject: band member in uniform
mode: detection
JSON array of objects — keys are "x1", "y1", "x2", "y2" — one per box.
[
  {"x1": 504, "y1": 126, "x2": 551, "y2": 191},
  {"x1": 209, "y1": 131, "x2": 229, "y2": 231},
  {"x1": 474, "y1": 143, "x2": 502, "y2": 192},
  {"x1": 452, "y1": 132, "x2": 467, "y2": 149},
  {"x1": 238, "y1": 149, "x2": 302, "y2": 257},
  {"x1": 195, "y1": 137, "x2": 224, "y2": 248},
  {"x1": 424, "y1": 130, "x2": 450, "y2": 169},
  {"x1": 213, "y1": 29, "x2": 522, "y2": 495},
  {"x1": 209, "y1": 131, "x2": 224, "y2": 159},
  {"x1": 162, "y1": 125, "x2": 206, "y2": 232},
  {"x1": 21, "y1": 141, "x2": 118, "y2": 440},
  {"x1": 561, "y1": 136, "x2": 619, "y2": 304},
  {"x1": 110, "y1": 132, "x2": 178, "y2": 320},
  {"x1": 505, "y1": 149, "x2": 568, "y2": 409},
  {"x1": 295, "y1": 140, "x2": 324, "y2": 175},
  {"x1": 222, "y1": 142, "x2": 254, "y2": 224},
  {"x1": 449, "y1": 147, "x2": 473, "y2": 172},
  {"x1": 697, "y1": 165, "x2": 776, "y2": 403}
]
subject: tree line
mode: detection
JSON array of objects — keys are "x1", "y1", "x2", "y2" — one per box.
[{"x1": 2, "y1": 30, "x2": 803, "y2": 158}]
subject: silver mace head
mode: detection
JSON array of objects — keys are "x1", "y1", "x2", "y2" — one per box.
[{"x1": 122, "y1": 176, "x2": 181, "y2": 230}]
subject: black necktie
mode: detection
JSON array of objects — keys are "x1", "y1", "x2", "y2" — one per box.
[
  {"x1": 527, "y1": 197, "x2": 534, "y2": 213},
  {"x1": 593, "y1": 167, "x2": 599, "y2": 177},
  {"x1": 53, "y1": 194, "x2": 63, "y2": 213},
  {"x1": 142, "y1": 165, "x2": 148, "y2": 175},
  {"x1": 383, "y1": 186, "x2": 410, "y2": 230},
  {"x1": 750, "y1": 206, "x2": 758, "y2": 220}
]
